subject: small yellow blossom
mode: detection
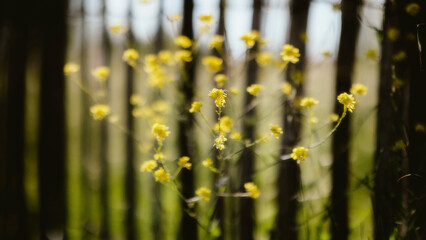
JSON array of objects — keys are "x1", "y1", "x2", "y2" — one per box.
[
  {"x1": 140, "y1": 160, "x2": 158, "y2": 172},
  {"x1": 244, "y1": 182, "x2": 260, "y2": 199},
  {"x1": 230, "y1": 87, "x2": 240, "y2": 95},
  {"x1": 241, "y1": 30, "x2": 260, "y2": 49},
  {"x1": 282, "y1": 82, "x2": 292, "y2": 95},
  {"x1": 158, "y1": 50, "x2": 174, "y2": 65},
  {"x1": 309, "y1": 117, "x2": 318, "y2": 125},
  {"x1": 198, "y1": 14, "x2": 214, "y2": 23},
  {"x1": 258, "y1": 38, "x2": 268, "y2": 48},
  {"x1": 231, "y1": 132, "x2": 242, "y2": 140},
  {"x1": 91, "y1": 66, "x2": 110, "y2": 82},
  {"x1": 154, "y1": 168, "x2": 170, "y2": 182},
  {"x1": 208, "y1": 88, "x2": 227, "y2": 108},
  {"x1": 130, "y1": 94, "x2": 142, "y2": 105},
  {"x1": 337, "y1": 92, "x2": 356, "y2": 113},
  {"x1": 154, "y1": 153, "x2": 165, "y2": 161},
  {"x1": 392, "y1": 139, "x2": 407, "y2": 151},
  {"x1": 152, "y1": 123, "x2": 170, "y2": 141},
  {"x1": 291, "y1": 147, "x2": 309, "y2": 162},
  {"x1": 90, "y1": 104, "x2": 110, "y2": 120},
  {"x1": 256, "y1": 52, "x2": 273, "y2": 67},
  {"x1": 198, "y1": 25, "x2": 211, "y2": 34},
  {"x1": 202, "y1": 157, "x2": 218, "y2": 172},
  {"x1": 350, "y1": 83, "x2": 368, "y2": 95},
  {"x1": 214, "y1": 135, "x2": 227, "y2": 151},
  {"x1": 122, "y1": 48, "x2": 139, "y2": 65},
  {"x1": 300, "y1": 97, "x2": 319, "y2": 108},
  {"x1": 281, "y1": 44, "x2": 300, "y2": 64},
  {"x1": 387, "y1": 28, "x2": 400, "y2": 41},
  {"x1": 178, "y1": 156, "x2": 192, "y2": 170},
  {"x1": 332, "y1": 3, "x2": 341, "y2": 11},
  {"x1": 330, "y1": 113, "x2": 339, "y2": 122},
  {"x1": 109, "y1": 24, "x2": 126, "y2": 34},
  {"x1": 246, "y1": 84, "x2": 263, "y2": 96},
  {"x1": 365, "y1": 49, "x2": 378, "y2": 59},
  {"x1": 167, "y1": 14, "x2": 182, "y2": 22},
  {"x1": 269, "y1": 125, "x2": 283, "y2": 139},
  {"x1": 299, "y1": 32, "x2": 308, "y2": 43},
  {"x1": 209, "y1": 35, "x2": 225, "y2": 50},
  {"x1": 64, "y1": 63, "x2": 80, "y2": 75},
  {"x1": 202, "y1": 56, "x2": 223, "y2": 72},
  {"x1": 393, "y1": 51, "x2": 406, "y2": 62},
  {"x1": 175, "y1": 50, "x2": 192, "y2": 62},
  {"x1": 415, "y1": 123, "x2": 426, "y2": 133},
  {"x1": 214, "y1": 116, "x2": 233, "y2": 134},
  {"x1": 322, "y1": 50, "x2": 331, "y2": 58},
  {"x1": 195, "y1": 187, "x2": 211, "y2": 202},
  {"x1": 214, "y1": 74, "x2": 227, "y2": 88},
  {"x1": 189, "y1": 101, "x2": 203, "y2": 113},
  {"x1": 406, "y1": 3, "x2": 420, "y2": 16},
  {"x1": 174, "y1": 35, "x2": 192, "y2": 48}
]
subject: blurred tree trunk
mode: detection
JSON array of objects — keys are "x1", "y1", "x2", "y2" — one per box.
[
  {"x1": 125, "y1": 13, "x2": 137, "y2": 240},
  {"x1": 178, "y1": 0, "x2": 198, "y2": 239},
  {"x1": 37, "y1": 0, "x2": 68, "y2": 239},
  {"x1": 330, "y1": 0, "x2": 361, "y2": 239},
  {"x1": 273, "y1": 0, "x2": 310, "y2": 239},
  {"x1": 238, "y1": 1, "x2": 261, "y2": 240},
  {"x1": 0, "y1": 1, "x2": 30, "y2": 239},
  {"x1": 100, "y1": 1, "x2": 111, "y2": 238}
]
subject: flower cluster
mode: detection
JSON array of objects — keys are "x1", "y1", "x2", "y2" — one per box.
[
  {"x1": 244, "y1": 182, "x2": 260, "y2": 199},
  {"x1": 280, "y1": 44, "x2": 300, "y2": 64},
  {"x1": 291, "y1": 147, "x2": 309, "y2": 162},
  {"x1": 208, "y1": 88, "x2": 227, "y2": 108},
  {"x1": 90, "y1": 104, "x2": 110, "y2": 120},
  {"x1": 337, "y1": 92, "x2": 356, "y2": 113}
]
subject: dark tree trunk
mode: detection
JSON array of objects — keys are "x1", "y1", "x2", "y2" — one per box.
[
  {"x1": 330, "y1": 0, "x2": 361, "y2": 239},
  {"x1": 273, "y1": 0, "x2": 310, "y2": 239},
  {"x1": 0, "y1": 1, "x2": 30, "y2": 239},
  {"x1": 178, "y1": 1, "x2": 198, "y2": 239},
  {"x1": 100, "y1": 1, "x2": 111, "y2": 238},
  {"x1": 125, "y1": 15, "x2": 137, "y2": 240},
  {"x1": 237, "y1": 1, "x2": 261, "y2": 240},
  {"x1": 36, "y1": 0, "x2": 68, "y2": 239}
]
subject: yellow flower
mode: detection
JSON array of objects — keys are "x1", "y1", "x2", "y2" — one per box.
[
  {"x1": 256, "y1": 52, "x2": 273, "y2": 67},
  {"x1": 209, "y1": 35, "x2": 225, "y2": 50},
  {"x1": 300, "y1": 97, "x2": 319, "y2": 108},
  {"x1": 282, "y1": 82, "x2": 292, "y2": 95},
  {"x1": 392, "y1": 139, "x2": 407, "y2": 151},
  {"x1": 244, "y1": 182, "x2": 260, "y2": 199},
  {"x1": 174, "y1": 35, "x2": 192, "y2": 48},
  {"x1": 299, "y1": 32, "x2": 308, "y2": 43},
  {"x1": 214, "y1": 116, "x2": 233, "y2": 134},
  {"x1": 269, "y1": 124, "x2": 283, "y2": 139},
  {"x1": 281, "y1": 44, "x2": 300, "y2": 64},
  {"x1": 241, "y1": 30, "x2": 260, "y2": 48},
  {"x1": 154, "y1": 153, "x2": 165, "y2": 161},
  {"x1": 387, "y1": 28, "x2": 400, "y2": 41},
  {"x1": 152, "y1": 123, "x2": 170, "y2": 141},
  {"x1": 291, "y1": 147, "x2": 309, "y2": 162},
  {"x1": 91, "y1": 66, "x2": 110, "y2": 82},
  {"x1": 214, "y1": 74, "x2": 227, "y2": 88},
  {"x1": 198, "y1": 14, "x2": 214, "y2": 23},
  {"x1": 214, "y1": 135, "x2": 227, "y2": 151},
  {"x1": 415, "y1": 123, "x2": 426, "y2": 133},
  {"x1": 231, "y1": 132, "x2": 242, "y2": 140},
  {"x1": 167, "y1": 14, "x2": 182, "y2": 22},
  {"x1": 154, "y1": 168, "x2": 170, "y2": 182},
  {"x1": 322, "y1": 50, "x2": 331, "y2": 58},
  {"x1": 350, "y1": 83, "x2": 368, "y2": 95},
  {"x1": 90, "y1": 104, "x2": 110, "y2": 120},
  {"x1": 406, "y1": 3, "x2": 420, "y2": 16},
  {"x1": 230, "y1": 87, "x2": 240, "y2": 95},
  {"x1": 202, "y1": 158, "x2": 213, "y2": 168},
  {"x1": 330, "y1": 113, "x2": 339, "y2": 122},
  {"x1": 309, "y1": 117, "x2": 318, "y2": 125},
  {"x1": 130, "y1": 94, "x2": 143, "y2": 105},
  {"x1": 64, "y1": 63, "x2": 80, "y2": 75},
  {"x1": 109, "y1": 24, "x2": 126, "y2": 34},
  {"x1": 258, "y1": 38, "x2": 268, "y2": 48},
  {"x1": 365, "y1": 49, "x2": 377, "y2": 59},
  {"x1": 175, "y1": 50, "x2": 192, "y2": 62},
  {"x1": 393, "y1": 51, "x2": 406, "y2": 62},
  {"x1": 337, "y1": 92, "x2": 356, "y2": 113},
  {"x1": 202, "y1": 56, "x2": 223, "y2": 72},
  {"x1": 332, "y1": 3, "x2": 341, "y2": 11},
  {"x1": 246, "y1": 84, "x2": 263, "y2": 96},
  {"x1": 158, "y1": 50, "x2": 174, "y2": 65},
  {"x1": 195, "y1": 187, "x2": 211, "y2": 202},
  {"x1": 178, "y1": 156, "x2": 192, "y2": 170},
  {"x1": 189, "y1": 101, "x2": 203, "y2": 113},
  {"x1": 208, "y1": 88, "x2": 227, "y2": 108},
  {"x1": 140, "y1": 160, "x2": 158, "y2": 172},
  {"x1": 122, "y1": 48, "x2": 139, "y2": 65}
]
